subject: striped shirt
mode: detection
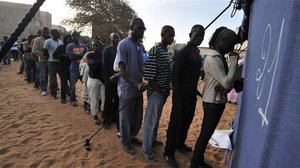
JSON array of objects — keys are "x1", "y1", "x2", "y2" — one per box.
[{"x1": 144, "y1": 43, "x2": 171, "y2": 96}]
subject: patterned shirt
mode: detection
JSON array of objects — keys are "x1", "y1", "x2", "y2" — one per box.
[{"x1": 144, "y1": 43, "x2": 171, "y2": 97}]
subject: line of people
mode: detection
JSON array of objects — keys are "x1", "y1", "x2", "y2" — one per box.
[
  {"x1": 113, "y1": 18, "x2": 240, "y2": 168},
  {"x1": 7, "y1": 17, "x2": 240, "y2": 168}
]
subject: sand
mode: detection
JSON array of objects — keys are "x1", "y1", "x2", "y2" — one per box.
[{"x1": 0, "y1": 62, "x2": 237, "y2": 168}]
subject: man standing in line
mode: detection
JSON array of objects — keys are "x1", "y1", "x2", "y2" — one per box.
[
  {"x1": 53, "y1": 35, "x2": 73, "y2": 104},
  {"x1": 23, "y1": 35, "x2": 35, "y2": 83},
  {"x1": 32, "y1": 27, "x2": 50, "y2": 96},
  {"x1": 142, "y1": 25, "x2": 175, "y2": 162},
  {"x1": 1, "y1": 36, "x2": 10, "y2": 65},
  {"x1": 163, "y1": 24, "x2": 205, "y2": 168},
  {"x1": 66, "y1": 31, "x2": 88, "y2": 107},
  {"x1": 10, "y1": 41, "x2": 19, "y2": 62},
  {"x1": 32, "y1": 29, "x2": 42, "y2": 90},
  {"x1": 44, "y1": 29, "x2": 63, "y2": 99},
  {"x1": 102, "y1": 32, "x2": 120, "y2": 130},
  {"x1": 116, "y1": 18, "x2": 147, "y2": 155}
]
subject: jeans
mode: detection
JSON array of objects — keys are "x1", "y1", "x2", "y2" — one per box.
[
  {"x1": 70, "y1": 71, "x2": 79, "y2": 102},
  {"x1": 119, "y1": 96, "x2": 143, "y2": 147},
  {"x1": 190, "y1": 102, "x2": 225, "y2": 167},
  {"x1": 39, "y1": 62, "x2": 48, "y2": 92},
  {"x1": 34, "y1": 60, "x2": 40, "y2": 88},
  {"x1": 142, "y1": 92, "x2": 166, "y2": 152},
  {"x1": 48, "y1": 62, "x2": 59, "y2": 97}
]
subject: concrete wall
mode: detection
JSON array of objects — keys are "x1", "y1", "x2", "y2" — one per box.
[
  {"x1": 0, "y1": 1, "x2": 51, "y2": 41},
  {"x1": 40, "y1": 11, "x2": 52, "y2": 29}
]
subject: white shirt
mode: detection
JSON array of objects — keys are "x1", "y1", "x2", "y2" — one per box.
[{"x1": 44, "y1": 38, "x2": 63, "y2": 62}]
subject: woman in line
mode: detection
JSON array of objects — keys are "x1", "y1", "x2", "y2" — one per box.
[{"x1": 191, "y1": 27, "x2": 239, "y2": 168}]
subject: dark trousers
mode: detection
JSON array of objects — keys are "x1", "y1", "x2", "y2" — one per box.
[
  {"x1": 191, "y1": 102, "x2": 225, "y2": 167},
  {"x1": 103, "y1": 80, "x2": 119, "y2": 129},
  {"x1": 10, "y1": 50, "x2": 18, "y2": 61},
  {"x1": 2, "y1": 53, "x2": 11, "y2": 64},
  {"x1": 34, "y1": 60, "x2": 40, "y2": 88},
  {"x1": 48, "y1": 62, "x2": 59, "y2": 97},
  {"x1": 25, "y1": 59, "x2": 36, "y2": 82},
  {"x1": 19, "y1": 55, "x2": 25, "y2": 73},
  {"x1": 164, "y1": 95, "x2": 197, "y2": 156},
  {"x1": 59, "y1": 67, "x2": 70, "y2": 100}
]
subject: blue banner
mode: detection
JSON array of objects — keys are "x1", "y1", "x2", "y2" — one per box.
[{"x1": 232, "y1": 0, "x2": 300, "y2": 167}]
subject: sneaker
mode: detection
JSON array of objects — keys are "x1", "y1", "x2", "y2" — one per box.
[
  {"x1": 117, "y1": 132, "x2": 121, "y2": 138},
  {"x1": 33, "y1": 87, "x2": 39, "y2": 90},
  {"x1": 152, "y1": 139, "x2": 163, "y2": 146},
  {"x1": 142, "y1": 150, "x2": 157, "y2": 162},
  {"x1": 71, "y1": 101, "x2": 78, "y2": 107},
  {"x1": 177, "y1": 144, "x2": 192, "y2": 153},
  {"x1": 41, "y1": 91, "x2": 46, "y2": 96},
  {"x1": 164, "y1": 154, "x2": 178, "y2": 168},
  {"x1": 122, "y1": 144, "x2": 135, "y2": 155},
  {"x1": 61, "y1": 99, "x2": 67, "y2": 104},
  {"x1": 130, "y1": 137, "x2": 142, "y2": 145}
]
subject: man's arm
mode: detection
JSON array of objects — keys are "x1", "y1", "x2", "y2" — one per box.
[
  {"x1": 43, "y1": 49, "x2": 49, "y2": 58},
  {"x1": 118, "y1": 62, "x2": 146, "y2": 92},
  {"x1": 43, "y1": 40, "x2": 50, "y2": 58},
  {"x1": 32, "y1": 38, "x2": 43, "y2": 56},
  {"x1": 102, "y1": 47, "x2": 109, "y2": 80},
  {"x1": 172, "y1": 48, "x2": 185, "y2": 99},
  {"x1": 53, "y1": 45, "x2": 64, "y2": 59},
  {"x1": 144, "y1": 47, "x2": 160, "y2": 92}
]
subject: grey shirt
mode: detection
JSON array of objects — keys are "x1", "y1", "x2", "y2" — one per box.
[
  {"x1": 202, "y1": 50, "x2": 238, "y2": 104},
  {"x1": 32, "y1": 36, "x2": 48, "y2": 63}
]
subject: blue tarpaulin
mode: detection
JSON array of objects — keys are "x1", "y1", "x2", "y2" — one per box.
[{"x1": 232, "y1": 0, "x2": 300, "y2": 167}]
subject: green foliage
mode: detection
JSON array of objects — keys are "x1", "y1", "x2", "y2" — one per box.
[{"x1": 64, "y1": 0, "x2": 137, "y2": 45}]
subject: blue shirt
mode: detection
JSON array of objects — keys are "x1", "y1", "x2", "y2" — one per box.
[
  {"x1": 116, "y1": 37, "x2": 145, "y2": 99},
  {"x1": 66, "y1": 42, "x2": 88, "y2": 72}
]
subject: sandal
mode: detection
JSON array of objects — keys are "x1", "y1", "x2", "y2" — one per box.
[
  {"x1": 93, "y1": 116, "x2": 101, "y2": 125},
  {"x1": 94, "y1": 119, "x2": 101, "y2": 125}
]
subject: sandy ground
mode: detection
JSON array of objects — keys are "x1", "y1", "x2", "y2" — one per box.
[{"x1": 0, "y1": 62, "x2": 237, "y2": 168}]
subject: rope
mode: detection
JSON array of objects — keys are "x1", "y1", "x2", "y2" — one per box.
[
  {"x1": 0, "y1": 0, "x2": 46, "y2": 61},
  {"x1": 205, "y1": 0, "x2": 234, "y2": 30}
]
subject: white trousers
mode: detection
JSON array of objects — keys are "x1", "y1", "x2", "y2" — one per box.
[{"x1": 87, "y1": 77, "x2": 105, "y2": 116}]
